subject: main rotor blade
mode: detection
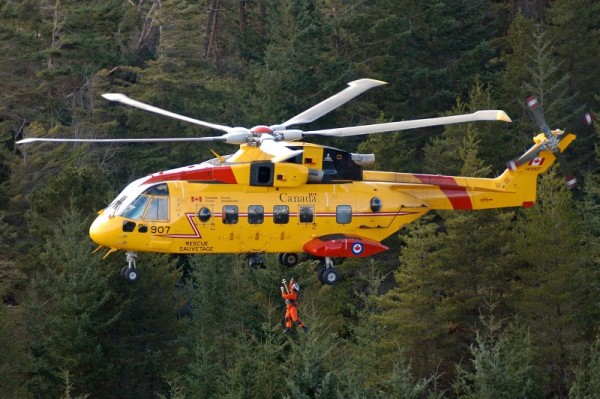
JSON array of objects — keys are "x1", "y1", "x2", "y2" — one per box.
[
  {"x1": 281, "y1": 78, "x2": 388, "y2": 127},
  {"x1": 258, "y1": 137, "x2": 303, "y2": 159},
  {"x1": 16, "y1": 137, "x2": 228, "y2": 145},
  {"x1": 102, "y1": 93, "x2": 233, "y2": 133},
  {"x1": 303, "y1": 110, "x2": 512, "y2": 137}
]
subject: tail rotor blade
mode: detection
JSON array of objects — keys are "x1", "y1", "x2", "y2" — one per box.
[
  {"x1": 526, "y1": 96, "x2": 552, "y2": 136},
  {"x1": 508, "y1": 96, "x2": 578, "y2": 189},
  {"x1": 553, "y1": 149, "x2": 577, "y2": 189},
  {"x1": 583, "y1": 112, "x2": 595, "y2": 127},
  {"x1": 507, "y1": 147, "x2": 542, "y2": 171}
]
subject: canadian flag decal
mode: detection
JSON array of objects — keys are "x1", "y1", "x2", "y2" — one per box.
[
  {"x1": 528, "y1": 157, "x2": 545, "y2": 167},
  {"x1": 191, "y1": 196, "x2": 202, "y2": 202}
]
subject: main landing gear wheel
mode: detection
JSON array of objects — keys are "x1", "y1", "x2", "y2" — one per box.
[
  {"x1": 316, "y1": 257, "x2": 339, "y2": 285},
  {"x1": 321, "y1": 268, "x2": 339, "y2": 285},
  {"x1": 278, "y1": 253, "x2": 299, "y2": 267}
]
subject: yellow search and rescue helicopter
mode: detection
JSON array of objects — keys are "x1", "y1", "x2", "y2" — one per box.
[{"x1": 17, "y1": 79, "x2": 577, "y2": 284}]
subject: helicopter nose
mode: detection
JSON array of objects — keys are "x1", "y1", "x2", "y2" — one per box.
[{"x1": 89, "y1": 213, "x2": 117, "y2": 247}]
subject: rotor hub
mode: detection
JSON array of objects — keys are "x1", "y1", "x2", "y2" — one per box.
[{"x1": 250, "y1": 125, "x2": 273, "y2": 135}]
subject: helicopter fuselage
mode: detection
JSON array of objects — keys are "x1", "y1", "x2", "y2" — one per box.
[
  {"x1": 90, "y1": 142, "x2": 420, "y2": 257},
  {"x1": 89, "y1": 135, "x2": 575, "y2": 260}
]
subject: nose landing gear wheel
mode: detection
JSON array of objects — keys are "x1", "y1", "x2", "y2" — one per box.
[
  {"x1": 122, "y1": 251, "x2": 138, "y2": 282},
  {"x1": 123, "y1": 268, "x2": 138, "y2": 282}
]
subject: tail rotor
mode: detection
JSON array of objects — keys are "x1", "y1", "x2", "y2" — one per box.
[{"x1": 506, "y1": 96, "x2": 591, "y2": 189}]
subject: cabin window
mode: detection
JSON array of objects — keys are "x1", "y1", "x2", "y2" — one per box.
[
  {"x1": 299, "y1": 206, "x2": 314, "y2": 223},
  {"x1": 222, "y1": 205, "x2": 239, "y2": 224},
  {"x1": 336, "y1": 205, "x2": 352, "y2": 224},
  {"x1": 121, "y1": 195, "x2": 150, "y2": 220},
  {"x1": 145, "y1": 197, "x2": 169, "y2": 221},
  {"x1": 273, "y1": 205, "x2": 289, "y2": 224},
  {"x1": 248, "y1": 205, "x2": 264, "y2": 224}
]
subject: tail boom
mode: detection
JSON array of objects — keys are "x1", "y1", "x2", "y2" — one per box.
[{"x1": 363, "y1": 133, "x2": 575, "y2": 211}]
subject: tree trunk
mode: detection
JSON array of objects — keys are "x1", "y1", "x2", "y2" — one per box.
[
  {"x1": 238, "y1": 0, "x2": 247, "y2": 33},
  {"x1": 204, "y1": 0, "x2": 221, "y2": 63}
]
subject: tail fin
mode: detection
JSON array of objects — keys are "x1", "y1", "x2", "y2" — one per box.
[{"x1": 494, "y1": 133, "x2": 576, "y2": 205}]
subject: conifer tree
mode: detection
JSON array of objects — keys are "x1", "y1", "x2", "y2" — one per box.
[
  {"x1": 0, "y1": 304, "x2": 27, "y2": 398},
  {"x1": 180, "y1": 254, "x2": 238, "y2": 398},
  {"x1": 346, "y1": 276, "x2": 445, "y2": 398},
  {"x1": 522, "y1": 26, "x2": 578, "y2": 129},
  {"x1": 249, "y1": 0, "x2": 349, "y2": 129},
  {"x1": 107, "y1": 252, "x2": 185, "y2": 398},
  {"x1": 569, "y1": 336, "x2": 600, "y2": 398},
  {"x1": 510, "y1": 171, "x2": 593, "y2": 397},
  {"x1": 453, "y1": 314, "x2": 543, "y2": 399},
  {"x1": 545, "y1": 0, "x2": 600, "y2": 176},
  {"x1": 24, "y1": 207, "x2": 117, "y2": 398},
  {"x1": 348, "y1": 0, "x2": 497, "y2": 116},
  {"x1": 375, "y1": 109, "x2": 518, "y2": 387},
  {"x1": 223, "y1": 324, "x2": 286, "y2": 399},
  {"x1": 497, "y1": 12, "x2": 537, "y2": 119},
  {"x1": 372, "y1": 217, "x2": 451, "y2": 380},
  {"x1": 499, "y1": 17, "x2": 587, "y2": 171},
  {"x1": 546, "y1": 0, "x2": 600, "y2": 111},
  {"x1": 281, "y1": 322, "x2": 338, "y2": 399},
  {"x1": 424, "y1": 80, "x2": 515, "y2": 175},
  {"x1": 27, "y1": 164, "x2": 113, "y2": 238},
  {"x1": 575, "y1": 114, "x2": 600, "y2": 337}
]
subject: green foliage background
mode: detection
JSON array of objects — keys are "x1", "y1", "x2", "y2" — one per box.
[{"x1": 1, "y1": 0, "x2": 599, "y2": 398}]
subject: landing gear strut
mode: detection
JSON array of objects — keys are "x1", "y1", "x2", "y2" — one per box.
[
  {"x1": 316, "y1": 257, "x2": 339, "y2": 285},
  {"x1": 121, "y1": 251, "x2": 138, "y2": 282}
]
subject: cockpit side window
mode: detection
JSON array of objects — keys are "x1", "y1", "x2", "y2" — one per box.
[{"x1": 144, "y1": 197, "x2": 169, "y2": 221}]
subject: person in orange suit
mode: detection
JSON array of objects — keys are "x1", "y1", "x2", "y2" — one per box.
[{"x1": 280, "y1": 278, "x2": 308, "y2": 333}]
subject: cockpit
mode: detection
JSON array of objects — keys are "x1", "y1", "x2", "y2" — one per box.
[
  {"x1": 121, "y1": 183, "x2": 169, "y2": 221},
  {"x1": 106, "y1": 181, "x2": 170, "y2": 221}
]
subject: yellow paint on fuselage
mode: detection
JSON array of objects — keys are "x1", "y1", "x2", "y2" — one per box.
[
  {"x1": 89, "y1": 134, "x2": 575, "y2": 256},
  {"x1": 92, "y1": 178, "x2": 422, "y2": 254}
]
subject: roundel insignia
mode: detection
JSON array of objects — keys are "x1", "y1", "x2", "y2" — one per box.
[{"x1": 351, "y1": 242, "x2": 364, "y2": 255}]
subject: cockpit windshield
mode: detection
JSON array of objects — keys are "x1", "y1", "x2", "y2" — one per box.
[
  {"x1": 118, "y1": 183, "x2": 170, "y2": 221},
  {"x1": 121, "y1": 195, "x2": 150, "y2": 219}
]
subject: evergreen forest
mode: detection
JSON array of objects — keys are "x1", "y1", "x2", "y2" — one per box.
[{"x1": 2, "y1": 0, "x2": 600, "y2": 398}]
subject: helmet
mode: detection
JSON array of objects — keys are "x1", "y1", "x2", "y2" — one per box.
[{"x1": 292, "y1": 283, "x2": 300, "y2": 292}]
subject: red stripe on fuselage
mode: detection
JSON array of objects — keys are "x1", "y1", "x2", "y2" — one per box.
[
  {"x1": 413, "y1": 174, "x2": 472, "y2": 210},
  {"x1": 144, "y1": 166, "x2": 237, "y2": 184}
]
